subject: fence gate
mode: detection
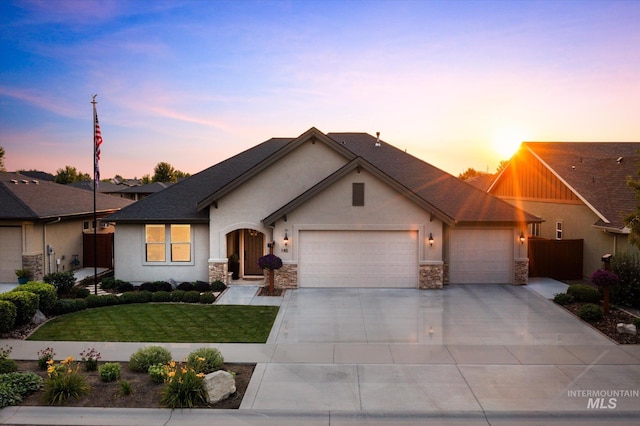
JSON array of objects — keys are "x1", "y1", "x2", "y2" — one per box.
[
  {"x1": 83, "y1": 233, "x2": 114, "y2": 269},
  {"x1": 528, "y1": 237, "x2": 583, "y2": 280}
]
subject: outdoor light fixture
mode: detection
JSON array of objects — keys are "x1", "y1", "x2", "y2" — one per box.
[
  {"x1": 282, "y1": 231, "x2": 289, "y2": 253},
  {"x1": 429, "y1": 232, "x2": 434, "y2": 246},
  {"x1": 284, "y1": 232, "x2": 289, "y2": 247},
  {"x1": 519, "y1": 231, "x2": 525, "y2": 245}
]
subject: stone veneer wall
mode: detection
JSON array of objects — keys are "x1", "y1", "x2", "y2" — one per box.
[
  {"x1": 419, "y1": 264, "x2": 443, "y2": 289},
  {"x1": 442, "y1": 262, "x2": 449, "y2": 284},
  {"x1": 208, "y1": 261, "x2": 228, "y2": 284},
  {"x1": 264, "y1": 264, "x2": 298, "y2": 289},
  {"x1": 22, "y1": 254, "x2": 43, "y2": 281},
  {"x1": 514, "y1": 258, "x2": 529, "y2": 285}
]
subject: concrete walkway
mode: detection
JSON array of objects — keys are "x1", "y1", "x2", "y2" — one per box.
[{"x1": 2, "y1": 279, "x2": 639, "y2": 425}]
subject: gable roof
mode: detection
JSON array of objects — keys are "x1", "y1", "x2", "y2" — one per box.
[
  {"x1": 108, "y1": 128, "x2": 539, "y2": 225},
  {"x1": 0, "y1": 172, "x2": 133, "y2": 220},
  {"x1": 490, "y1": 142, "x2": 639, "y2": 231}
]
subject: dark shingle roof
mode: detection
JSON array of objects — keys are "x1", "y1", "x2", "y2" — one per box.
[
  {"x1": 523, "y1": 142, "x2": 640, "y2": 230},
  {"x1": 108, "y1": 129, "x2": 538, "y2": 224},
  {"x1": 0, "y1": 172, "x2": 133, "y2": 220}
]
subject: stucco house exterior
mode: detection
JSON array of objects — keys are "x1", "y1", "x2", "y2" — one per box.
[
  {"x1": 489, "y1": 142, "x2": 640, "y2": 278},
  {"x1": 107, "y1": 128, "x2": 540, "y2": 289},
  {"x1": 0, "y1": 172, "x2": 133, "y2": 283}
]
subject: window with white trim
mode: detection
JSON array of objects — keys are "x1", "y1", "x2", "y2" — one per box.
[
  {"x1": 145, "y1": 224, "x2": 191, "y2": 263},
  {"x1": 555, "y1": 221, "x2": 563, "y2": 240},
  {"x1": 530, "y1": 222, "x2": 540, "y2": 237}
]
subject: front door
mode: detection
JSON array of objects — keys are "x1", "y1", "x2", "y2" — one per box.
[{"x1": 243, "y1": 230, "x2": 264, "y2": 276}]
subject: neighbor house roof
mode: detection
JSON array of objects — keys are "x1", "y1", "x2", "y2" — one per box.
[
  {"x1": 107, "y1": 128, "x2": 540, "y2": 225},
  {"x1": 490, "y1": 142, "x2": 640, "y2": 231},
  {"x1": 0, "y1": 172, "x2": 133, "y2": 220}
]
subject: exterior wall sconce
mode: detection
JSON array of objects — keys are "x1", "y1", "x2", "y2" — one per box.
[
  {"x1": 428, "y1": 232, "x2": 434, "y2": 246},
  {"x1": 282, "y1": 231, "x2": 289, "y2": 253},
  {"x1": 519, "y1": 231, "x2": 526, "y2": 245}
]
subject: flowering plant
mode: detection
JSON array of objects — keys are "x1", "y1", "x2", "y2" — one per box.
[
  {"x1": 43, "y1": 356, "x2": 89, "y2": 405},
  {"x1": 0, "y1": 345, "x2": 12, "y2": 360},
  {"x1": 37, "y1": 347, "x2": 56, "y2": 370},
  {"x1": 159, "y1": 358, "x2": 208, "y2": 408},
  {"x1": 79, "y1": 348, "x2": 101, "y2": 371},
  {"x1": 258, "y1": 254, "x2": 283, "y2": 270},
  {"x1": 591, "y1": 269, "x2": 619, "y2": 288}
]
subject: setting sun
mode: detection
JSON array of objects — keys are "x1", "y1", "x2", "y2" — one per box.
[{"x1": 492, "y1": 127, "x2": 527, "y2": 159}]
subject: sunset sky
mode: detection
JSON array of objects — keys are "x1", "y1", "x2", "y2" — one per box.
[{"x1": 1, "y1": 0, "x2": 639, "y2": 179}]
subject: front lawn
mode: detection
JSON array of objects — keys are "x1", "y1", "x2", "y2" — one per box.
[{"x1": 27, "y1": 304, "x2": 279, "y2": 343}]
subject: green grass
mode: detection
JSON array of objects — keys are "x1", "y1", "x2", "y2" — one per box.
[{"x1": 27, "y1": 304, "x2": 279, "y2": 343}]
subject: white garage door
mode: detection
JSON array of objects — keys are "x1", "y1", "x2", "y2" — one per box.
[
  {"x1": 449, "y1": 229, "x2": 513, "y2": 284},
  {"x1": 298, "y1": 230, "x2": 418, "y2": 288},
  {"x1": 0, "y1": 227, "x2": 23, "y2": 283}
]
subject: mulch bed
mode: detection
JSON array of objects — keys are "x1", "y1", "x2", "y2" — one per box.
[
  {"x1": 256, "y1": 287, "x2": 284, "y2": 297},
  {"x1": 559, "y1": 302, "x2": 640, "y2": 344},
  {"x1": 15, "y1": 360, "x2": 254, "y2": 409}
]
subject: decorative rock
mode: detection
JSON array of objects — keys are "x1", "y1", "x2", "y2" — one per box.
[
  {"x1": 616, "y1": 323, "x2": 637, "y2": 335},
  {"x1": 167, "y1": 278, "x2": 177, "y2": 290},
  {"x1": 204, "y1": 370, "x2": 236, "y2": 404},
  {"x1": 31, "y1": 309, "x2": 47, "y2": 325}
]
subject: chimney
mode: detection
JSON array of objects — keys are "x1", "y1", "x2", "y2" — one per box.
[{"x1": 375, "y1": 132, "x2": 381, "y2": 147}]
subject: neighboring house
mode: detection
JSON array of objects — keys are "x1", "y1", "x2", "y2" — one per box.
[
  {"x1": 464, "y1": 174, "x2": 496, "y2": 192},
  {"x1": 0, "y1": 172, "x2": 133, "y2": 283},
  {"x1": 107, "y1": 128, "x2": 539, "y2": 289},
  {"x1": 70, "y1": 180, "x2": 173, "y2": 201},
  {"x1": 489, "y1": 142, "x2": 640, "y2": 278}
]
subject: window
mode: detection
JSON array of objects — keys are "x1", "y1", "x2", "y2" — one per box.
[
  {"x1": 145, "y1": 224, "x2": 192, "y2": 263},
  {"x1": 171, "y1": 225, "x2": 191, "y2": 262},
  {"x1": 555, "y1": 221, "x2": 563, "y2": 240},
  {"x1": 530, "y1": 222, "x2": 540, "y2": 237},
  {"x1": 352, "y1": 182, "x2": 365, "y2": 206},
  {"x1": 146, "y1": 225, "x2": 166, "y2": 262}
]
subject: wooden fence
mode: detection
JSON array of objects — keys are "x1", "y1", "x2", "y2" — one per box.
[{"x1": 528, "y1": 237, "x2": 583, "y2": 280}]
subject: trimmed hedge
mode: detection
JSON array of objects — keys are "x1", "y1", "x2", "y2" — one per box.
[
  {"x1": 151, "y1": 291, "x2": 171, "y2": 303},
  {"x1": 43, "y1": 271, "x2": 76, "y2": 295},
  {"x1": 567, "y1": 284, "x2": 601, "y2": 304},
  {"x1": 11, "y1": 282, "x2": 57, "y2": 315},
  {"x1": 0, "y1": 300, "x2": 17, "y2": 334},
  {"x1": 75, "y1": 288, "x2": 91, "y2": 299},
  {"x1": 211, "y1": 280, "x2": 227, "y2": 292},
  {"x1": 117, "y1": 282, "x2": 134, "y2": 293},
  {"x1": 577, "y1": 303, "x2": 604, "y2": 322},
  {"x1": 170, "y1": 290, "x2": 185, "y2": 302},
  {"x1": 182, "y1": 291, "x2": 201, "y2": 303},
  {"x1": 177, "y1": 282, "x2": 194, "y2": 291},
  {"x1": 553, "y1": 293, "x2": 574, "y2": 306},
  {"x1": 86, "y1": 294, "x2": 120, "y2": 308},
  {"x1": 193, "y1": 281, "x2": 210, "y2": 292},
  {"x1": 120, "y1": 291, "x2": 152, "y2": 304},
  {"x1": 52, "y1": 298, "x2": 87, "y2": 316},
  {"x1": 0, "y1": 291, "x2": 39, "y2": 326},
  {"x1": 199, "y1": 292, "x2": 216, "y2": 304}
]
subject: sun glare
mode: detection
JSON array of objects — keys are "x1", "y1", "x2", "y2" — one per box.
[{"x1": 492, "y1": 127, "x2": 526, "y2": 159}]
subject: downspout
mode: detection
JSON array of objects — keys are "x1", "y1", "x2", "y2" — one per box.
[{"x1": 43, "y1": 217, "x2": 61, "y2": 276}]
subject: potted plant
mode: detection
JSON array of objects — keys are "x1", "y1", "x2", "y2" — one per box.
[
  {"x1": 228, "y1": 254, "x2": 240, "y2": 280},
  {"x1": 15, "y1": 269, "x2": 31, "y2": 284}
]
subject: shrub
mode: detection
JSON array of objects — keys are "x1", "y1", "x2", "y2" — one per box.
[
  {"x1": 183, "y1": 291, "x2": 201, "y2": 304},
  {"x1": 170, "y1": 290, "x2": 185, "y2": 302},
  {"x1": 86, "y1": 294, "x2": 120, "y2": 309},
  {"x1": 160, "y1": 360, "x2": 207, "y2": 408},
  {"x1": 43, "y1": 356, "x2": 89, "y2": 405},
  {"x1": 10, "y1": 282, "x2": 57, "y2": 315},
  {"x1": 0, "y1": 291, "x2": 39, "y2": 326},
  {"x1": 119, "y1": 380, "x2": 133, "y2": 396},
  {"x1": 117, "y1": 282, "x2": 134, "y2": 293},
  {"x1": 634, "y1": 317, "x2": 640, "y2": 329},
  {"x1": 258, "y1": 254, "x2": 283, "y2": 270},
  {"x1": 177, "y1": 282, "x2": 194, "y2": 291},
  {"x1": 0, "y1": 358, "x2": 18, "y2": 374},
  {"x1": 577, "y1": 304, "x2": 604, "y2": 322},
  {"x1": 567, "y1": 284, "x2": 601, "y2": 304},
  {"x1": 75, "y1": 288, "x2": 90, "y2": 299},
  {"x1": 156, "y1": 281, "x2": 173, "y2": 292},
  {"x1": 139, "y1": 282, "x2": 157, "y2": 292},
  {"x1": 98, "y1": 362, "x2": 121, "y2": 382},
  {"x1": 52, "y1": 298, "x2": 87, "y2": 315},
  {"x1": 210, "y1": 280, "x2": 227, "y2": 292},
  {"x1": 611, "y1": 252, "x2": 640, "y2": 308},
  {"x1": 0, "y1": 372, "x2": 43, "y2": 408},
  {"x1": 120, "y1": 291, "x2": 152, "y2": 304},
  {"x1": 553, "y1": 293, "x2": 574, "y2": 306},
  {"x1": 0, "y1": 300, "x2": 17, "y2": 333},
  {"x1": 100, "y1": 277, "x2": 118, "y2": 290},
  {"x1": 43, "y1": 272, "x2": 76, "y2": 295},
  {"x1": 591, "y1": 269, "x2": 619, "y2": 288},
  {"x1": 80, "y1": 348, "x2": 101, "y2": 372},
  {"x1": 199, "y1": 292, "x2": 216, "y2": 304},
  {"x1": 152, "y1": 291, "x2": 171, "y2": 303},
  {"x1": 148, "y1": 363, "x2": 167, "y2": 384},
  {"x1": 187, "y1": 347, "x2": 224, "y2": 374},
  {"x1": 129, "y1": 346, "x2": 172, "y2": 373},
  {"x1": 193, "y1": 281, "x2": 210, "y2": 292}
]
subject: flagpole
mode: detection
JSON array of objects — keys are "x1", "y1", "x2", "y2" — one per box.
[{"x1": 92, "y1": 95, "x2": 98, "y2": 295}]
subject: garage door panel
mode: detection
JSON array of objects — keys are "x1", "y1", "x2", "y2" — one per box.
[
  {"x1": 449, "y1": 229, "x2": 513, "y2": 284},
  {"x1": 299, "y1": 230, "x2": 418, "y2": 288},
  {"x1": 0, "y1": 227, "x2": 22, "y2": 282}
]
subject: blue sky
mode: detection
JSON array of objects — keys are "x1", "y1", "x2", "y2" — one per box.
[{"x1": 1, "y1": 0, "x2": 639, "y2": 179}]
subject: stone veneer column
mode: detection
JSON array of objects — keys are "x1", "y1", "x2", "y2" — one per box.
[
  {"x1": 514, "y1": 258, "x2": 529, "y2": 285},
  {"x1": 208, "y1": 261, "x2": 228, "y2": 284},
  {"x1": 22, "y1": 254, "x2": 43, "y2": 281},
  {"x1": 419, "y1": 263, "x2": 443, "y2": 289},
  {"x1": 264, "y1": 264, "x2": 298, "y2": 289}
]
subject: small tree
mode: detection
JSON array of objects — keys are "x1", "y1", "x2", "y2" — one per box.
[
  {"x1": 624, "y1": 149, "x2": 640, "y2": 249},
  {"x1": 258, "y1": 253, "x2": 283, "y2": 294},
  {"x1": 591, "y1": 269, "x2": 618, "y2": 315}
]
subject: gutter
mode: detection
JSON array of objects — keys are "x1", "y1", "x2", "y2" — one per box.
[{"x1": 43, "y1": 217, "x2": 61, "y2": 276}]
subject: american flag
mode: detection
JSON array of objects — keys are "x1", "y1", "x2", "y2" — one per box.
[{"x1": 94, "y1": 110, "x2": 103, "y2": 185}]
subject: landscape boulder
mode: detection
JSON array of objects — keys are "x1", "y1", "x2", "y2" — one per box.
[
  {"x1": 204, "y1": 370, "x2": 236, "y2": 404},
  {"x1": 616, "y1": 323, "x2": 637, "y2": 335},
  {"x1": 31, "y1": 309, "x2": 47, "y2": 325}
]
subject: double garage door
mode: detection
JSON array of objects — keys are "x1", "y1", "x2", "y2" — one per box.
[
  {"x1": 298, "y1": 230, "x2": 418, "y2": 288},
  {"x1": 448, "y1": 228, "x2": 513, "y2": 284}
]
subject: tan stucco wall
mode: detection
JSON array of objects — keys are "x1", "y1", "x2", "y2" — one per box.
[
  {"x1": 114, "y1": 223, "x2": 209, "y2": 283},
  {"x1": 504, "y1": 199, "x2": 639, "y2": 278}
]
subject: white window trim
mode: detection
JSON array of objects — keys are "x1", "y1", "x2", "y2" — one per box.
[
  {"x1": 143, "y1": 224, "x2": 195, "y2": 266},
  {"x1": 555, "y1": 221, "x2": 563, "y2": 240}
]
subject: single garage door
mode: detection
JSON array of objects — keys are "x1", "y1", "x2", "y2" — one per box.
[
  {"x1": 449, "y1": 228, "x2": 513, "y2": 284},
  {"x1": 298, "y1": 230, "x2": 418, "y2": 288},
  {"x1": 0, "y1": 227, "x2": 22, "y2": 283}
]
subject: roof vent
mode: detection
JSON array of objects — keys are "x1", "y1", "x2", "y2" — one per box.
[
  {"x1": 571, "y1": 165, "x2": 576, "y2": 170},
  {"x1": 617, "y1": 157, "x2": 623, "y2": 164},
  {"x1": 375, "y1": 132, "x2": 381, "y2": 147},
  {"x1": 10, "y1": 179, "x2": 18, "y2": 184},
  {"x1": 32, "y1": 179, "x2": 39, "y2": 184},
  {"x1": 21, "y1": 179, "x2": 29, "y2": 184}
]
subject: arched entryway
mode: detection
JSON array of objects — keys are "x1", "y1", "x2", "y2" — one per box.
[{"x1": 226, "y1": 229, "x2": 265, "y2": 279}]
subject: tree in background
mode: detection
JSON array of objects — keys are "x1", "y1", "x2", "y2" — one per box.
[
  {"x1": 458, "y1": 167, "x2": 490, "y2": 180},
  {"x1": 54, "y1": 166, "x2": 91, "y2": 184},
  {"x1": 624, "y1": 152, "x2": 640, "y2": 249},
  {"x1": 151, "y1": 162, "x2": 190, "y2": 183},
  {"x1": 0, "y1": 146, "x2": 6, "y2": 171}
]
